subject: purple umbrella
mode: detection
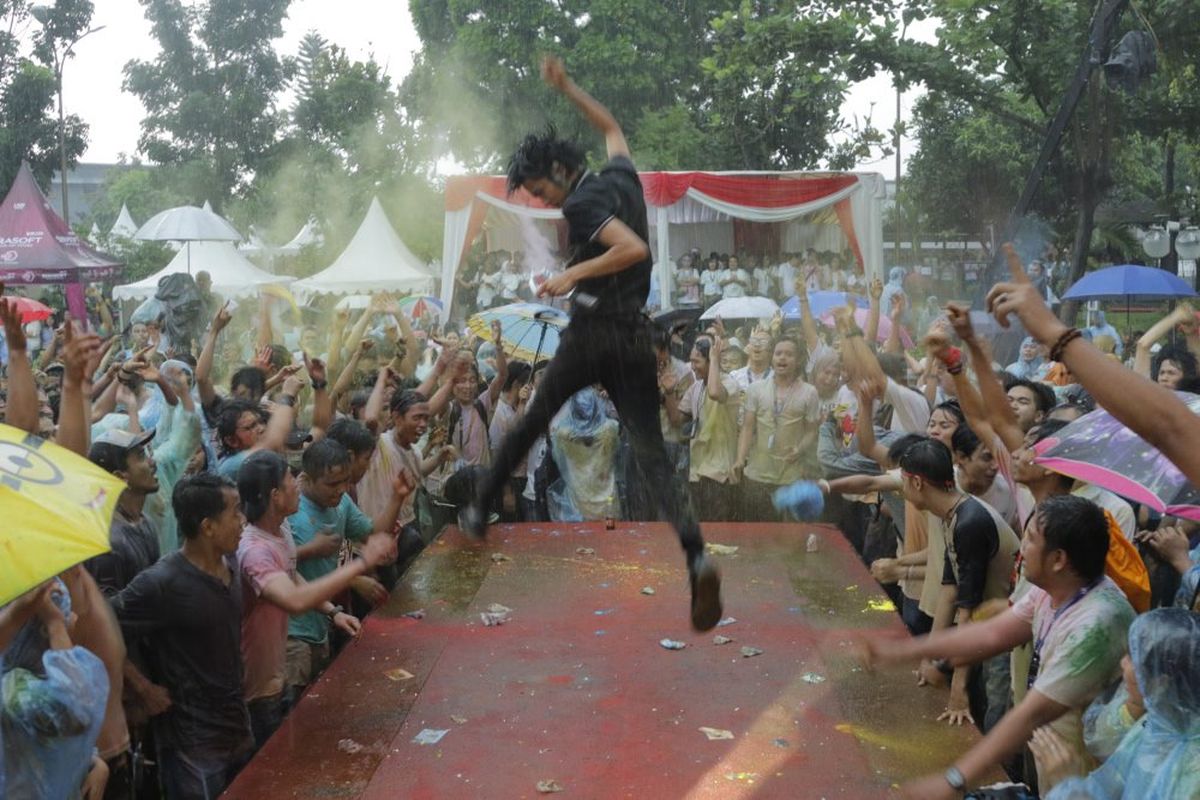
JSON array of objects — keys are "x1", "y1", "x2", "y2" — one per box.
[{"x1": 1034, "y1": 391, "x2": 1200, "y2": 522}]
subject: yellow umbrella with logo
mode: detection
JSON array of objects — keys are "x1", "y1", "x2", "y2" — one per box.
[{"x1": 0, "y1": 424, "x2": 124, "y2": 606}]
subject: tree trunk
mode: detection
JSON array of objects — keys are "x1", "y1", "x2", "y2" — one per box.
[{"x1": 1058, "y1": 166, "x2": 1097, "y2": 324}]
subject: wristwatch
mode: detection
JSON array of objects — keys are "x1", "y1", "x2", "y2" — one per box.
[
  {"x1": 324, "y1": 604, "x2": 344, "y2": 618},
  {"x1": 310, "y1": 379, "x2": 328, "y2": 390},
  {"x1": 944, "y1": 766, "x2": 966, "y2": 792},
  {"x1": 277, "y1": 394, "x2": 296, "y2": 407}
]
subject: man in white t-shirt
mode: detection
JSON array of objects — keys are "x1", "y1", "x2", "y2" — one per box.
[
  {"x1": 858, "y1": 494, "x2": 1134, "y2": 799},
  {"x1": 719, "y1": 256, "x2": 750, "y2": 299}
]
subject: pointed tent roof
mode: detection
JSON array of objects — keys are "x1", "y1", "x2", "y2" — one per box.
[
  {"x1": 0, "y1": 162, "x2": 122, "y2": 285},
  {"x1": 292, "y1": 198, "x2": 433, "y2": 296},
  {"x1": 112, "y1": 241, "x2": 294, "y2": 301},
  {"x1": 110, "y1": 204, "x2": 138, "y2": 238},
  {"x1": 278, "y1": 218, "x2": 322, "y2": 254}
]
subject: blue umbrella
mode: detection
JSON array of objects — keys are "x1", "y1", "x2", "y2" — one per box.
[
  {"x1": 780, "y1": 291, "x2": 868, "y2": 321},
  {"x1": 1063, "y1": 265, "x2": 1196, "y2": 328},
  {"x1": 468, "y1": 303, "x2": 568, "y2": 364},
  {"x1": 1063, "y1": 265, "x2": 1197, "y2": 300}
]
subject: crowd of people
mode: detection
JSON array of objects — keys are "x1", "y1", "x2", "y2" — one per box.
[{"x1": 0, "y1": 232, "x2": 1198, "y2": 799}]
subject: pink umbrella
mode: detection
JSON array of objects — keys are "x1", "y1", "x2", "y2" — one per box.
[{"x1": 818, "y1": 307, "x2": 914, "y2": 348}]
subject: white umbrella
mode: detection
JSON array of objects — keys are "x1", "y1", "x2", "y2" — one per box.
[
  {"x1": 700, "y1": 296, "x2": 780, "y2": 321},
  {"x1": 135, "y1": 205, "x2": 242, "y2": 276},
  {"x1": 135, "y1": 205, "x2": 241, "y2": 243}
]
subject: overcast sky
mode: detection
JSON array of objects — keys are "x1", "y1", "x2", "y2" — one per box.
[{"x1": 62, "y1": 1, "x2": 928, "y2": 178}]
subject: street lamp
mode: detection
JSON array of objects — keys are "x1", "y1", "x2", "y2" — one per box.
[{"x1": 29, "y1": 4, "x2": 104, "y2": 226}]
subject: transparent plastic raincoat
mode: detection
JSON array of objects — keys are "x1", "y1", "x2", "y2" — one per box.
[
  {"x1": 1, "y1": 581, "x2": 110, "y2": 799},
  {"x1": 1048, "y1": 608, "x2": 1200, "y2": 799}
]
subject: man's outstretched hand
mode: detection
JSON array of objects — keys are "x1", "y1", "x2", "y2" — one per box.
[
  {"x1": 985, "y1": 243, "x2": 1068, "y2": 344},
  {"x1": 541, "y1": 55, "x2": 570, "y2": 91}
]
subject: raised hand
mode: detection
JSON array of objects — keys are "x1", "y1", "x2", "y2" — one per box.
[
  {"x1": 985, "y1": 243, "x2": 1066, "y2": 341},
  {"x1": 0, "y1": 285, "x2": 28, "y2": 351},
  {"x1": 944, "y1": 302, "x2": 975, "y2": 343},
  {"x1": 251, "y1": 345, "x2": 273, "y2": 372},
  {"x1": 61, "y1": 321, "x2": 102, "y2": 388},
  {"x1": 923, "y1": 330, "x2": 954, "y2": 364},
  {"x1": 541, "y1": 54, "x2": 570, "y2": 91},
  {"x1": 212, "y1": 300, "x2": 233, "y2": 333},
  {"x1": 303, "y1": 353, "x2": 326, "y2": 385},
  {"x1": 869, "y1": 277, "x2": 883, "y2": 301},
  {"x1": 281, "y1": 373, "x2": 306, "y2": 398},
  {"x1": 491, "y1": 319, "x2": 503, "y2": 349}
]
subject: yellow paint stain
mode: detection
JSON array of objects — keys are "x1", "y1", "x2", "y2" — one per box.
[
  {"x1": 833, "y1": 723, "x2": 930, "y2": 757},
  {"x1": 863, "y1": 599, "x2": 896, "y2": 613}
]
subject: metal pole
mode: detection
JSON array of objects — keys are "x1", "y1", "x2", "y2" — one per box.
[{"x1": 56, "y1": 63, "x2": 68, "y2": 224}]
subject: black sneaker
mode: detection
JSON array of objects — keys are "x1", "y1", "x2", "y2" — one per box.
[
  {"x1": 688, "y1": 553, "x2": 723, "y2": 631},
  {"x1": 457, "y1": 502, "x2": 488, "y2": 540}
]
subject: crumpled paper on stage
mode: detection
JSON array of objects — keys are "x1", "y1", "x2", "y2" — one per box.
[
  {"x1": 699, "y1": 726, "x2": 735, "y2": 740},
  {"x1": 412, "y1": 728, "x2": 449, "y2": 745}
]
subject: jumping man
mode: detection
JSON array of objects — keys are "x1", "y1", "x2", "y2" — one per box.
[{"x1": 461, "y1": 56, "x2": 723, "y2": 631}]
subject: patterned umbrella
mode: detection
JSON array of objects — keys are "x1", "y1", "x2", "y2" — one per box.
[
  {"x1": 1034, "y1": 391, "x2": 1200, "y2": 522},
  {"x1": 468, "y1": 302, "x2": 568, "y2": 364}
]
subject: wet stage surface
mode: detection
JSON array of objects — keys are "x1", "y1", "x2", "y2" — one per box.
[{"x1": 224, "y1": 522, "x2": 990, "y2": 799}]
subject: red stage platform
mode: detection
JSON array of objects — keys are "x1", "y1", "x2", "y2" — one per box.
[{"x1": 224, "y1": 522, "x2": 988, "y2": 799}]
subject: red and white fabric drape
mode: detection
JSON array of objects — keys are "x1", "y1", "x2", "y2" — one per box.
[{"x1": 441, "y1": 171, "x2": 885, "y2": 313}]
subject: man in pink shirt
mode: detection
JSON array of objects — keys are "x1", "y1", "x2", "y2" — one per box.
[{"x1": 236, "y1": 450, "x2": 398, "y2": 749}]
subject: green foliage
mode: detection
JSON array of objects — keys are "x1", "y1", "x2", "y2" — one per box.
[
  {"x1": 0, "y1": 0, "x2": 89, "y2": 191},
  {"x1": 123, "y1": 0, "x2": 294, "y2": 200},
  {"x1": 400, "y1": 0, "x2": 893, "y2": 171}
]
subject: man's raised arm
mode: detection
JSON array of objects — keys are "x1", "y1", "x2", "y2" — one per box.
[{"x1": 542, "y1": 56, "x2": 629, "y2": 160}]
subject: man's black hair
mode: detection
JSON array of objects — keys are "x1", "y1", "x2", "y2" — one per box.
[
  {"x1": 174, "y1": 473, "x2": 236, "y2": 540},
  {"x1": 886, "y1": 432, "x2": 926, "y2": 466},
  {"x1": 1009, "y1": 378, "x2": 1056, "y2": 414},
  {"x1": 506, "y1": 126, "x2": 586, "y2": 194},
  {"x1": 951, "y1": 424, "x2": 983, "y2": 459},
  {"x1": 389, "y1": 388, "x2": 429, "y2": 417},
  {"x1": 327, "y1": 418, "x2": 377, "y2": 456},
  {"x1": 216, "y1": 398, "x2": 264, "y2": 455},
  {"x1": 1152, "y1": 344, "x2": 1199, "y2": 384},
  {"x1": 897, "y1": 437, "x2": 956, "y2": 489},
  {"x1": 230, "y1": 366, "x2": 266, "y2": 400},
  {"x1": 503, "y1": 361, "x2": 532, "y2": 393},
  {"x1": 237, "y1": 450, "x2": 289, "y2": 524},
  {"x1": 1035, "y1": 494, "x2": 1109, "y2": 582},
  {"x1": 301, "y1": 438, "x2": 351, "y2": 479}
]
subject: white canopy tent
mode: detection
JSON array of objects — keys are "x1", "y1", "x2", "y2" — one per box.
[
  {"x1": 112, "y1": 241, "x2": 295, "y2": 301},
  {"x1": 441, "y1": 171, "x2": 886, "y2": 312},
  {"x1": 292, "y1": 197, "x2": 434, "y2": 297},
  {"x1": 110, "y1": 204, "x2": 138, "y2": 239},
  {"x1": 278, "y1": 218, "x2": 323, "y2": 255}
]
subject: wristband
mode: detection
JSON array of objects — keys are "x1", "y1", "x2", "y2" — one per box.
[
  {"x1": 324, "y1": 604, "x2": 344, "y2": 618},
  {"x1": 277, "y1": 394, "x2": 296, "y2": 407},
  {"x1": 310, "y1": 379, "x2": 328, "y2": 391},
  {"x1": 845, "y1": 329, "x2": 864, "y2": 339},
  {"x1": 1049, "y1": 327, "x2": 1082, "y2": 362},
  {"x1": 944, "y1": 766, "x2": 966, "y2": 791}
]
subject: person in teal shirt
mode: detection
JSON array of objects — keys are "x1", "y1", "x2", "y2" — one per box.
[{"x1": 284, "y1": 439, "x2": 408, "y2": 702}]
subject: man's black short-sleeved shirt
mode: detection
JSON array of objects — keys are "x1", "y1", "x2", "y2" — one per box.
[
  {"x1": 941, "y1": 495, "x2": 1001, "y2": 610},
  {"x1": 111, "y1": 551, "x2": 252, "y2": 756},
  {"x1": 561, "y1": 155, "x2": 651, "y2": 317}
]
